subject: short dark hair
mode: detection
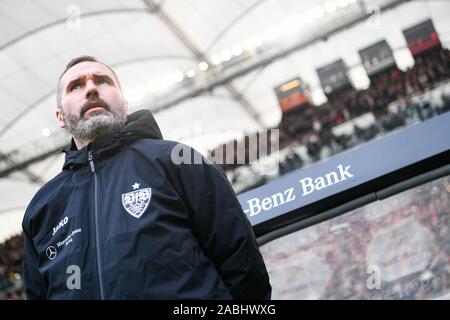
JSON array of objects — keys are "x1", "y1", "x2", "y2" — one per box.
[{"x1": 56, "y1": 55, "x2": 121, "y2": 107}]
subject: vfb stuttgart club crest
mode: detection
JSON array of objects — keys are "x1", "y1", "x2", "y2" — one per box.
[{"x1": 121, "y1": 182, "x2": 151, "y2": 218}]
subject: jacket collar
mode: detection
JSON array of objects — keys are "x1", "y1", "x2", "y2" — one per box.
[{"x1": 62, "y1": 109, "x2": 163, "y2": 171}]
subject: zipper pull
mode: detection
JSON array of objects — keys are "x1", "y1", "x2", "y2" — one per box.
[{"x1": 88, "y1": 150, "x2": 96, "y2": 173}]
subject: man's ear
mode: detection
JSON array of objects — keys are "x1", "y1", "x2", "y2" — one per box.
[{"x1": 56, "y1": 108, "x2": 66, "y2": 128}]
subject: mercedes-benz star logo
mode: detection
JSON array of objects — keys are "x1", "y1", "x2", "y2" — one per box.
[{"x1": 46, "y1": 246, "x2": 57, "y2": 260}]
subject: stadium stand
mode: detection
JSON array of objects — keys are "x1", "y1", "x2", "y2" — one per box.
[{"x1": 220, "y1": 47, "x2": 450, "y2": 193}]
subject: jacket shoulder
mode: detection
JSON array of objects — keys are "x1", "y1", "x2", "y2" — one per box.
[
  {"x1": 23, "y1": 171, "x2": 69, "y2": 223},
  {"x1": 130, "y1": 139, "x2": 196, "y2": 160},
  {"x1": 132, "y1": 139, "x2": 181, "y2": 152}
]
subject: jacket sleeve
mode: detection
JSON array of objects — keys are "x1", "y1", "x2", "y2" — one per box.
[
  {"x1": 22, "y1": 219, "x2": 48, "y2": 300},
  {"x1": 169, "y1": 144, "x2": 272, "y2": 300}
]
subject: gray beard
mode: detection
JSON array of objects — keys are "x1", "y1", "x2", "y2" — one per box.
[{"x1": 62, "y1": 107, "x2": 127, "y2": 142}]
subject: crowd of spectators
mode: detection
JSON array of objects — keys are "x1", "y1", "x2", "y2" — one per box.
[
  {"x1": 323, "y1": 175, "x2": 450, "y2": 299},
  {"x1": 278, "y1": 46, "x2": 450, "y2": 149},
  {"x1": 214, "y1": 46, "x2": 450, "y2": 183},
  {"x1": 0, "y1": 234, "x2": 25, "y2": 300},
  {"x1": 262, "y1": 175, "x2": 450, "y2": 299}
]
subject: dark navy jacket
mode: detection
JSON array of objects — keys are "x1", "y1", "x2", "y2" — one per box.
[{"x1": 22, "y1": 110, "x2": 271, "y2": 300}]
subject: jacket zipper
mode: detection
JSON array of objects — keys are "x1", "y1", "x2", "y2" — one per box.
[{"x1": 88, "y1": 149, "x2": 105, "y2": 300}]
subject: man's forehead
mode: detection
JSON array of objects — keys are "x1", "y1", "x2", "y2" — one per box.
[{"x1": 61, "y1": 61, "x2": 117, "y2": 85}]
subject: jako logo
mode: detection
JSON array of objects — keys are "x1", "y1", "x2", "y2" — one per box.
[
  {"x1": 52, "y1": 216, "x2": 69, "y2": 236},
  {"x1": 300, "y1": 164, "x2": 354, "y2": 196}
]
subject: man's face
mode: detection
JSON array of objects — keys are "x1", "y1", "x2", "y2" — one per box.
[{"x1": 56, "y1": 61, "x2": 129, "y2": 142}]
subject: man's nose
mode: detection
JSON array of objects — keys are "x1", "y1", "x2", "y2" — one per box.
[{"x1": 85, "y1": 80, "x2": 99, "y2": 99}]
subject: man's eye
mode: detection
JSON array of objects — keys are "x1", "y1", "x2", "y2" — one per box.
[
  {"x1": 97, "y1": 78, "x2": 110, "y2": 85},
  {"x1": 70, "y1": 83, "x2": 81, "y2": 91}
]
